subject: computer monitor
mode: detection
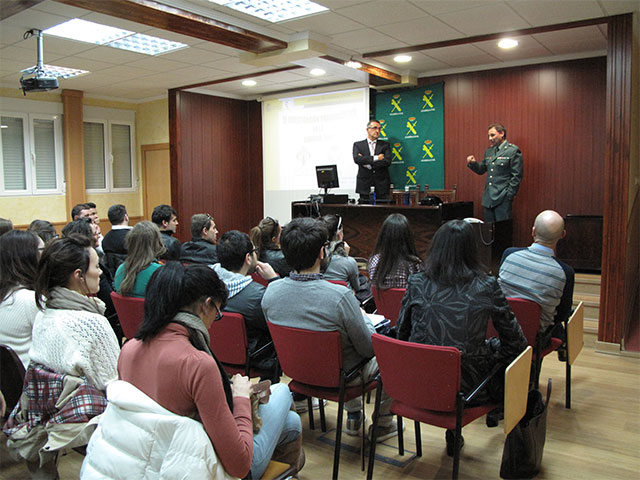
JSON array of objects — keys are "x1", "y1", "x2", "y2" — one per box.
[{"x1": 316, "y1": 164, "x2": 339, "y2": 195}]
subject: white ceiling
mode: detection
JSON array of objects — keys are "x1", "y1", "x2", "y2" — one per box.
[{"x1": 0, "y1": 0, "x2": 637, "y2": 102}]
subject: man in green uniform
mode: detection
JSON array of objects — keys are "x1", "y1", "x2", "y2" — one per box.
[{"x1": 467, "y1": 123, "x2": 523, "y2": 222}]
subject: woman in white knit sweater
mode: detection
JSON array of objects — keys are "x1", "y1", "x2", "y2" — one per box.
[
  {"x1": 0, "y1": 230, "x2": 43, "y2": 369},
  {"x1": 29, "y1": 234, "x2": 120, "y2": 389}
]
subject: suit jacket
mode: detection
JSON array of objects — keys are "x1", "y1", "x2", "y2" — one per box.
[
  {"x1": 467, "y1": 140, "x2": 523, "y2": 208},
  {"x1": 352, "y1": 139, "x2": 392, "y2": 196}
]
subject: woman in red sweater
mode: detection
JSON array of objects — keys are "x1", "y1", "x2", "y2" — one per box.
[{"x1": 118, "y1": 262, "x2": 302, "y2": 478}]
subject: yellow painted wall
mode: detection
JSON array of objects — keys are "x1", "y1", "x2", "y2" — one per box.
[{"x1": 0, "y1": 90, "x2": 169, "y2": 227}]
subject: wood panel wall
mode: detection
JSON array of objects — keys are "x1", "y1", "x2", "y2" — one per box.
[
  {"x1": 168, "y1": 90, "x2": 263, "y2": 241},
  {"x1": 418, "y1": 57, "x2": 607, "y2": 247}
]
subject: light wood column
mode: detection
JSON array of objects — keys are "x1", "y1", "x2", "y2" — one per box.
[{"x1": 61, "y1": 89, "x2": 85, "y2": 220}]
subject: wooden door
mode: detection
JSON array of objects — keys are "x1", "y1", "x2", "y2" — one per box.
[{"x1": 141, "y1": 143, "x2": 171, "y2": 220}]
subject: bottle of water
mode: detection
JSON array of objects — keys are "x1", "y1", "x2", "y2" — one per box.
[
  {"x1": 403, "y1": 185, "x2": 410, "y2": 205},
  {"x1": 370, "y1": 186, "x2": 376, "y2": 205}
]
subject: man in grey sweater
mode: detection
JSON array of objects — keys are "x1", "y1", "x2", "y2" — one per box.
[{"x1": 262, "y1": 217, "x2": 396, "y2": 441}]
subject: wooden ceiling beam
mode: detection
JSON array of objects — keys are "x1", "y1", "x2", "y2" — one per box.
[
  {"x1": 322, "y1": 55, "x2": 402, "y2": 84},
  {"x1": 0, "y1": 0, "x2": 46, "y2": 20},
  {"x1": 177, "y1": 65, "x2": 303, "y2": 91},
  {"x1": 363, "y1": 16, "x2": 609, "y2": 58},
  {"x1": 54, "y1": 0, "x2": 287, "y2": 54}
]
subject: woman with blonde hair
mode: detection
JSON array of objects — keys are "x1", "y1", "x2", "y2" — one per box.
[
  {"x1": 114, "y1": 221, "x2": 165, "y2": 297},
  {"x1": 249, "y1": 217, "x2": 291, "y2": 277}
]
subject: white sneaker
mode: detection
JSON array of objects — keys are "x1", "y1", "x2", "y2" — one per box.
[{"x1": 294, "y1": 397, "x2": 326, "y2": 413}]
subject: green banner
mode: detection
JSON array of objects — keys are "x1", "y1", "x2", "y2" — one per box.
[{"x1": 375, "y1": 82, "x2": 444, "y2": 190}]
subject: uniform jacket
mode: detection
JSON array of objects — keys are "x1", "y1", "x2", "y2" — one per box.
[
  {"x1": 352, "y1": 139, "x2": 392, "y2": 196},
  {"x1": 467, "y1": 140, "x2": 523, "y2": 208},
  {"x1": 81, "y1": 380, "x2": 236, "y2": 480}
]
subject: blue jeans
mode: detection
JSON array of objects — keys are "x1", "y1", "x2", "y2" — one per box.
[{"x1": 251, "y1": 383, "x2": 301, "y2": 478}]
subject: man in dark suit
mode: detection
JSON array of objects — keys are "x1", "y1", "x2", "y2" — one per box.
[
  {"x1": 102, "y1": 204, "x2": 131, "y2": 276},
  {"x1": 352, "y1": 119, "x2": 392, "y2": 202}
]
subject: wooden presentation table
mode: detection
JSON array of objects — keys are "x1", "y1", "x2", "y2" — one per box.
[{"x1": 291, "y1": 201, "x2": 474, "y2": 259}]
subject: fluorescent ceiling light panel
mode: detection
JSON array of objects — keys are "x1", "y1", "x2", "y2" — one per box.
[
  {"x1": 309, "y1": 68, "x2": 325, "y2": 76},
  {"x1": 498, "y1": 38, "x2": 519, "y2": 49},
  {"x1": 209, "y1": 0, "x2": 328, "y2": 22},
  {"x1": 44, "y1": 19, "x2": 187, "y2": 55},
  {"x1": 21, "y1": 64, "x2": 89, "y2": 79},
  {"x1": 242, "y1": 79, "x2": 257, "y2": 86},
  {"x1": 44, "y1": 19, "x2": 132, "y2": 45},
  {"x1": 394, "y1": 55, "x2": 412, "y2": 63}
]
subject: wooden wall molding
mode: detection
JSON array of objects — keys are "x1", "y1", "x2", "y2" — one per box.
[{"x1": 61, "y1": 89, "x2": 85, "y2": 220}]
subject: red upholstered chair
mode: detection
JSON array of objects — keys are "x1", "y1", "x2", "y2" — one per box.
[
  {"x1": 367, "y1": 334, "x2": 501, "y2": 480},
  {"x1": 371, "y1": 286, "x2": 406, "y2": 327},
  {"x1": 267, "y1": 321, "x2": 377, "y2": 480},
  {"x1": 110, "y1": 292, "x2": 145, "y2": 341},
  {"x1": 208, "y1": 312, "x2": 278, "y2": 380},
  {"x1": 251, "y1": 272, "x2": 269, "y2": 287},
  {"x1": 0, "y1": 344, "x2": 26, "y2": 419},
  {"x1": 326, "y1": 279, "x2": 348, "y2": 287}
]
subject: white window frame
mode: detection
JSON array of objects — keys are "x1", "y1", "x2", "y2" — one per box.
[
  {"x1": 0, "y1": 111, "x2": 64, "y2": 196},
  {"x1": 84, "y1": 118, "x2": 136, "y2": 193}
]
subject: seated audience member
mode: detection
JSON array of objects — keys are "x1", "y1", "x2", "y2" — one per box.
[
  {"x1": 397, "y1": 220, "x2": 527, "y2": 452},
  {"x1": 71, "y1": 202, "x2": 103, "y2": 252},
  {"x1": 212, "y1": 230, "x2": 279, "y2": 380},
  {"x1": 250, "y1": 216, "x2": 292, "y2": 277},
  {"x1": 0, "y1": 230, "x2": 42, "y2": 368},
  {"x1": 0, "y1": 217, "x2": 13, "y2": 236},
  {"x1": 368, "y1": 213, "x2": 424, "y2": 289},
  {"x1": 180, "y1": 213, "x2": 219, "y2": 264},
  {"x1": 28, "y1": 219, "x2": 57, "y2": 244},
  {"x1": 62, "y1": 219, "x2": 121, "y2": 342},
  {"x1": 152, "y1": 204, "x2": 181, "y2": 261},
  {"x1": 102, "y1": 204, "x2": 132, "y2": 276},
  {"x1": 117, "y1": 263, "x2": 304, "y2": 478},
  {"x1": 498, "y1": 210, "x2": 575, "y2": 348},
  {"x1": 262, "y1": 217, "x2": 397, "y2": 441},
  {"x1": 3, "y1": 235, "x2": 119, "y2": 478},
  {"x1": 114, "y1": 221, "x2": 164, "y2": 298},
  {"x1": 71, "y1": 203, "x2": 91, "y2": 221}
]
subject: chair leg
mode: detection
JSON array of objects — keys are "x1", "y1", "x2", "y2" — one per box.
[
  {"x1": 414, "y1": 420, "x2": 422, "y2": 457},
  {"x1": 452, "y1": 395, "x2": 464, "y2": 480},
  {"x1": 308, "y1": 397, "x2": 315, "y2": 430},
  {"x1": 565, "y1": 361, "x2": 571, "y2": 409},
  {"x1": 397, "y1": 416, "x2": 404, "y2": 455},
  {"x1": 366, "y1": 380, "x2": 383, "y2": 480},
  {"x1": 333, "y1": 380, "x2": 347, "y2": 480},
  {"x1": 319, "y1": 397, "x2": 327, "y2": 431}
]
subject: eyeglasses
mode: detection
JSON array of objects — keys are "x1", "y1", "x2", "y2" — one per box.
[
  {"x1": 213, "y1": 302, "x2": 223, "y2": 322},
  {"x1": 249, "y1": 245, "x2": 259, "y2": 254},
  {"x1": 367, "y1": 126, "x2": 381, "y2": 130}
]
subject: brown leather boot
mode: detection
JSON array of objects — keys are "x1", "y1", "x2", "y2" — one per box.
[{"x1": 271, "y1": 435, "x2": 305, "y2": 475}]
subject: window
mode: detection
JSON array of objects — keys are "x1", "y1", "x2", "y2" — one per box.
[
  {"x1": 0, "y1": 112, "x2": 64, "y2": 195},
  {"x1": 83, "y1": 120, "x2": 135, "y2": 192}
]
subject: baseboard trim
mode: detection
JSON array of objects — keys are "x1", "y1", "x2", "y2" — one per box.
[{"x1": 594, "y1": 340, "x2": 621, "y2": 355}]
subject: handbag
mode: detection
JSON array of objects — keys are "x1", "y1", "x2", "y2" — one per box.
[{"x1": 500, "y1": 378, "x2": 552, "y2": 479}]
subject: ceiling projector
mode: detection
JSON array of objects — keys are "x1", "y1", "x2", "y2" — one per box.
[{"x1": 20, "y1": 29, "x2": 58, "y2": 95}]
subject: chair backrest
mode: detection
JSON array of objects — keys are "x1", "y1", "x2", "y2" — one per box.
[
  {"x1": 567, "y1": 301, "x2": 584, "y2": 365},
  {"x1": 208, "y1": 312, "x2": 249, "y2": 366},
  {"x1": 326, "y1": 279, "x2": 348, "y2": 287},
  {"x1": 371, "y1": 286, "x2": 406, "y2": 327},
  {"x1": 267, "y1": 322, "x2": 342, "y2": 388},
  {"x1": 506, "y1": 297, "x2": 542, "y2": 346},
  {"x1": 0, "y1": 344, "x2": 26, "y2": 416},
  {"x1": 423, "y1": 184, "x2": 457, "y2": 203},
  {"x1": 251, "y1": 272, "x2": 269, "y2": 287},
  {"x1": 504, "y1": 345, "x2": 533, "y2": 434},
  {"x1": 371, "y1": 333, "x2": 461, "y2": 412},
  {"x1": 110, "y1": 292, "x2": 145, "y2": 340}
]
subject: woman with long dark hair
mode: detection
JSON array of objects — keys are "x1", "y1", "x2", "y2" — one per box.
[
  {"x1": 396, "y1": 220, "x2": 526, "y2": 454},
  {"x1": 116, "y1": 263, "x2": 303, "y2": 479},
  {"x1": 0, "y1": 230, "x2": 42, "y2": 368},
  {"x1": 114, "y1": 221, "x2": 165, "y2": 297},
  {"x1": 368, "y1": 213, "x2": 423, "y2": 289},
  {"x1": 249, "y1": 217, "x2": 292, "y2": 277}
]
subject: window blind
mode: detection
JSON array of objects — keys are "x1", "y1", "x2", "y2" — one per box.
[
  {"x1": 84, "y1": 122, "x2": 106, "y2": 189},
  {"x1": 1, "y1": 116, "x2": 27, "y2": 191}
]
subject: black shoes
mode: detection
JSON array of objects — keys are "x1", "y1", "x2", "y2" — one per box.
[
  {"x1": 445, "y1": 429, "x2": 464, "y2": 457},
  {"x1": 485, "y1": 407, "x2": 504, "y2": 428}
]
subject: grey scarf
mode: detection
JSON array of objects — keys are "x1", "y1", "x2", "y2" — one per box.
[{"x1": 46, "y1": 287, "x2": 106, "y2": 316}]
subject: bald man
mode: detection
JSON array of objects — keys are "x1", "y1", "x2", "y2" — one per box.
[{"x1": 498, "y1": 210, "x2": 575, "y2": 348}]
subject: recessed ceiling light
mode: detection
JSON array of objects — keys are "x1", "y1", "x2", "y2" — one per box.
[
  {"x1": 394, "y1": 55, "x2": 412, "y2": 63},
  {"x1": 310, "y1": 68, "x2": 325, "y2": 76},
  {"x1": 242, "y1": 79, "x2": 257, "y2": 87},
  {"x1": 44, "y1": 19, "x2": 187, "y2": 55},
  {"x1": 345, "y1": 60, "x2": 362, "y2": 69},
  {"x1": 208, "y1": 0, "x2": 328, "y2": 23},
  {"x1": 498, "y1": 38, "x2": 518, "y2": 49}
]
